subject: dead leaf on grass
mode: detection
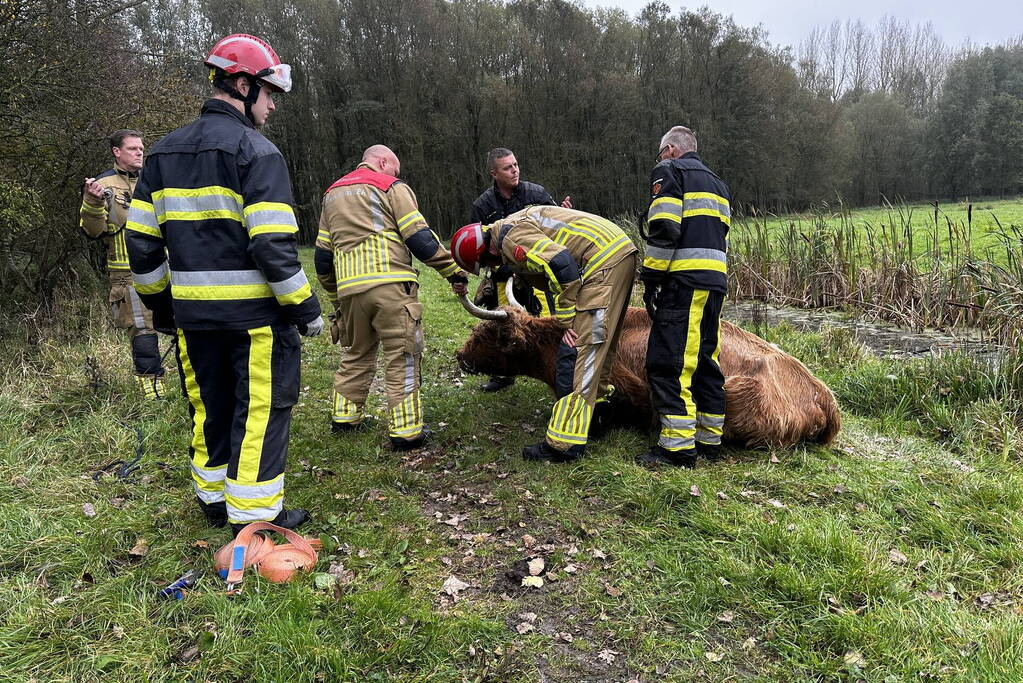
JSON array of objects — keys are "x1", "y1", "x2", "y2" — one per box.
[
  {"x1": 556, "y1": 632, "x2": 573, "y2": 642},
  {"x1": 111, "y1": 625, "x2": 125, "y2": 639},
  {"x1": 705, "y1": 651, "x2": 725, "y2": 662},
  {"x1": 718, "y1": 576, "x2": 732, "y2": 587},
  {"x1": 854, "y1": 502, "x2": 868, "y2": 512},
  {"x1": 521, "y1": 534, "x2": 536, "y2": 548},
  {"x1": 596, "y1": 649, "x2": 618, "y2": 665},
  {"x1": 563, "y1": 563, "x2": 579, "y2": 574},
  {"x1": 604, "y1": 583, "x2": 623, "y2": 597},
  {"x1": 889, "y1": 548, "x2": 909, "y2": 565},
  {"x1": 328, "y1": 562, "x2": 355, "y2": 585},
  {"x1": 193, "y1": 540, "x2": 209, "y2": 549},
  {"x1": 521, "y1": 576, "x2": 544, "y2": 588},
  {"x1": 128, "y1": 538, "x2": 149, "y2": 557},
  {"x1": 690, "y1": 484, "x2": 702, "y2": 497},
  {"x1": 766, "y1": 499, "x2": 786, "y2": 508},
  {"x1": 769, "y1": 453, "x2": 780, "y2": 464},
  {"x1": 742, "y1": 637, "x2": 757, "y2": 650},
  {"x1": 441, "y1": 513, "x2": 469, "y2": 527},
  {"x1": 591, "y1": 548, "x2": 607, "y2": 561},
  {"x1": 843, "y1": 650, "x2": 865, "y2": 667},
  {"x1": 442, "y1": 575, "x2": 470, "y2": 596},
  {"x1": 515, "y1": 621, "x2": 535, "y2": 634},
  {"x1": 833, "y1": 485, "x2": 848, "y2": 494},
  {"x1": 716, "y1": 491, "x2": 728, "y2": 500},
  {"x1": 518, "y1": 612, "x2": 537, "y2": 622},
  {"x1": 82, "y1": 503, "x2": 96, "y2": 518},
  {"x1": 716, "y1": 610, "x2": 735, "y2": 623},
  {"x1": 527, "y1": 558, "x2": 545, "y2": 576}
]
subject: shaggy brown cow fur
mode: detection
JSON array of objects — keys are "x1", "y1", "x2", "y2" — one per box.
[{"x1": 456, "y1": 307, "x2": 841, "y2": 448}]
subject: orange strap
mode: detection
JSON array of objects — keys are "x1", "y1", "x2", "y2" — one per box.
[{"x1": 221, "y1": 522, "x2": 318, "y2": 593}]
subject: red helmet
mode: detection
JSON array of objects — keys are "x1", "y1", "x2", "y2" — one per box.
[
  {"x1": 451, "y1": 223, "x2": 487, "y2": 274},
  {"x1": 204, "y1": 34, "x2": 292, "y2": 93}
]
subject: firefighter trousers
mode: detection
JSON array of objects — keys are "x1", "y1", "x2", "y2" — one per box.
[
  {"x1": 331, "y1": 282, "x2": 425, "y2": 442},
  {"x1": 545, "y1": 253, "x2": 637, "y2": 453},
  {"x1": 645, "y1": 284, "x2": 725, "y2": 454},
  {"x1": 109, "y1": 272, "x2": 164, "y2": 398},
  {"x1": 176, "y1": 325, "x2": 301, "y2": 524}
]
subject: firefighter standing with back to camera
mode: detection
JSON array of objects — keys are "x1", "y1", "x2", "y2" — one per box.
[
  {"x1": 451, "y1": 205, "x2": 637, "y2": 463},
  {"x1": 125, "y1": 34, "x2": 322, "y2": 534},
  {"x1": 80, "y1": 130, "x2": 167, "y2": 399},
  {"x1": 315, "y1": 145, "x2": 468, "y2": 450},
  {"x1": 636, "y1": 126, "x2": 731, "y2": 469}
]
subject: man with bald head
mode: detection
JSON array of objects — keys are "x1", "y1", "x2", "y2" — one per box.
[{"x1": 315, "y1": 145, "x2": 468, "y2": 450}]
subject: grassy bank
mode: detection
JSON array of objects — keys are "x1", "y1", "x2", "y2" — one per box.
[{"x1": 2, "y1": 265, "x2": 1022, "y2": 681}]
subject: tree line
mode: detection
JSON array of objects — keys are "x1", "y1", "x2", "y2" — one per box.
[{"x1": 1, "y1": 0, "x2": 1021, "y2": 316}]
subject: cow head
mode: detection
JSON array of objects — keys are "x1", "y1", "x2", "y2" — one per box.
[{"x1": 455, "y1": 294, "x2": 561, "y2": 382}]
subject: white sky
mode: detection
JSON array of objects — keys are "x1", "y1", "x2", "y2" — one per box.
[{"x1": 594, "y1": 0, "x2": 1023, "y2": 52}]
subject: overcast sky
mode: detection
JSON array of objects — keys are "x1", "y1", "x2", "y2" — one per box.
[{"x1": 594, "y1": 0, "x2": 1023, "y2": 52}]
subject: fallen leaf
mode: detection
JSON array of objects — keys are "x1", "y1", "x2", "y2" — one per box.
[
  {"x1": 718, "y1": 576, "x2": 732, "y2": 587},
  {"x1": 690, "y1": 484, "x2": 702, "y2": 497},
  {"x1": 177, "y1": 646, "x2": 200, "y2": 664},
  {"x1": 521, "y1": 576, "x2": 544, "y2": 588},
  {"x1": 742, "y1": 637, "x2": 757, "y2": 650},
  {"x1": 193, "y1": 540, "x2": 209, "y2": 549},
  {"x1": 591, "y1": 548, "x2": 607, "y2": 561},
  {"x1": 766, "y1": 499, "x2": 786, "y2": 509},
  {"x1": 557, "y1": 632, "x2": 574, "y2": 642},
  {"x1": 717, "y1": 610, "x2": 735, "y2": 623},
  {"x1": 604, "y1": 583, "x2": 623, "y2": 597},
  {"x1": 441, "y1": 514, "x2": 468, "y2": 527},
  {"x1": 313, "y1": 573, "x2": 336, "y2": 590},
  {"x1": 833, "y1": 485, "x2": 848, "y2": 494},
  {"x1": 843, "y1": 650, "x2": 865, "y2": 668},
  {"x1": 327, "y1": 562, "x2": 355, "y2": 585},
  {"x1": 128, "y1": 539, "x2": 149, "y2": 557},
  {"x1": 527, "y1": 557, "x2": 545, "y2": 576},
  {"x1": 716, "y1": 491, "x2": 729, "y2": 500},
  {"x1": 521, "y1": 534, "x2": 536, "y2": 548},
  {"x1": 705, "y1": 651, "x2": 725, "y2": 662},
  {"x1": 515, "y1": 621, "x2": 535, "y2": 634},
  {"x1": 889, "y1": 549, "x2": 909, "y2": 565},
  {"x1": 563, "y1": 563, "x2": 579, "y2": 574},
  {"x1": 854, "y1": 502, "x2": 868, "y2": 512},
  {"x1": 769, "y1": 453, "x2": 780, "y2": 464},
  {"x1": 442, "y1": 575, "x2": 470, "y2": 596},
  {"x1": 82, "y1": 503, "x2": 96, "y2": 518},
  {"x1": 111, "y1": 625, "x2": 125, "y2": 639},
  {"x1": 597, "y1": 649, "x2": 618, "y2": 665},
  {"x1": 518, "y1": 612, "x2": 537, "y2": 622}
]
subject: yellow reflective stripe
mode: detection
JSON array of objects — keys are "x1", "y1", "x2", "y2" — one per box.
[
  {"x1": 525, "y1": 238, "x2": 563, "y2": 294},
  {"x1": 683, "y1": 208, "x2": 731, "y2": 226},
  {"x1": 389, "y1": 392, "x2": 423, "y2": 438},
  {"x1": 162, "y1": 209, "x2": 241, "y2": 222},
  {"x1": 678, "y1": 291, "x2": 707, "y2": 415},
  {"x1": 224, "y1": 490, "x2": 284, "y2": 511},
  {"x1": 153, "y1": 186, "x2": 242, "y2": 203},
  {"x1": 546, "y1": 393, "x2": 591, "y2": 445},
  {"x1": 80, "y1": 201, "x2": 105, "y2": 216},
  {"x1": 581, "y1": 236, "x2": 632, "y2": 280},
  {"x1": 437, "y1": 262, "x2": 459, "y2": 277},
  {"x1": 178, "y1": 331, "x2": 211, "y2": 468},
  {"x1": 172, "y1": 284, "x2": 274, "y2": 300},
  {"x1": 650, "y1": 212, "x2": 682, "y2": 223},
  {"x1": 250, "y1": 224, "x2": 298, "y2": 236},
  {"x1": 642, "y1": 257, "x2": 727, "y2": 273},
  {"x1": 242, "y1": 201, "x2": 291, "y2": 217},
  {"x1": 238, "y1": 327, "x2": 273, "y2": 483},
  {"x1": 397, "y1": 210, "x2": 424, "y2": 229},
  {"x1": 683, "y1": 191, "x2": 728, "y2": 202},
  {"x1": 126, "y1": 221, "x2": 161, "y2": 237},
  {"x1": 276, "y1": 282, "x2": 312, "y2": 306},
  {"x1": 135, "y1": 273, "x2": 170, "y2": 295},
  {"x1": 382, "y1": 231, "x2": 403, "y2": 243},
  {"x1": 337, "y1": 272, "x2": 417, "y2": 291},
  {"x1": 652, "y1": 196, "x2": 683, "y2": 208}
]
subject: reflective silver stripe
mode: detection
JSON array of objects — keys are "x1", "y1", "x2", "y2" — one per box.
[
  {"x1": 193, "y1": 486, "x2": 225, "y2": 504},
  {"x1": 581, "y1": 235, "x2": 633, "y2": 279},
  {"x1": 370, "y1": 192, "x2": 385, "y2": 233},
  {"x1": 697, "y1": 414, "x2": 726, "y2": 427},
  {"x1": 676, "y1": 248, "x2": 727, "y2": 263},
  {"x1": 695, "y1": 429, "x2": 722, "y2": 444},
  {"x1": 225, "y1": 477, "x2": 284, "y2": 500},
  {"x1": 126, "y1": 286, "x2": 147, "y2": 330},
  {"x1": 191, "y1": 463, "x2": 227, "y2": 482},
  {"x1": 227, "y1": 503, "x2": 283, "y2": 523},
  {"x1": 171, "y1": 269, "x2": 267, "y2": 286},
  {"x1": 246, "y1": 208, "x2": 297, "y2": 231},
  {"x1": 132, "y1": 262, "x2": 169, "y2": 286},
  {"x1": 685, "y1": 197, "x2": 730, "y2": 217},
  {"x1": 590, "y1": 308, "x2": 606, "y2": 344},
  {"x1": 579, "y1": 345, "x2": 597, "y2": 396},
  {"x1": 536, "y1": 215, "x2": 569, "y2": 234},
  {"x1": 660, "y1": 415, "x2": 696, "y2": 429},
  {"x1": 127, "y1": 205, "x2": 159, "y2": 230},
  {"x1": 658, "y1": 434, "x2": 696, "y2": 450},
  {"x1": 269, "y1": 270, "x2": 309, "y2": 296},
  {"x1": 645, "y1": 245, "x2": 678, "y2": 261},
  {"x1": 338, "y1": 272, "x2": 416, "y2": 286},
  {"x1": 404, "y1": 354, "x2": 415, "y2": 394},
  {"x1": 648, "y1": 199, "x2": 683, "y2": 220},
  {"x1": 159, "y1": 193, "x2": 241, "y2": 216}
]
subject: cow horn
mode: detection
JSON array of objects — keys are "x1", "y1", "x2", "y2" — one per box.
[
  {"x1": 458, "y1": 294, "x2": 508, "y2": 320},
  {"x1": 504, "y1": 278, "x2": 528, "y2": 311}
]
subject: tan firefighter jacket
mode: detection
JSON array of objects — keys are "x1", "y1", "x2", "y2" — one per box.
[
  {"x1": 314, "y1": 162, "x2": 464, "y2": 307},
  {"x1": 487, "y1": 205, "x2": 636, "y2": 327},
  {"x1": 80, "y1": 167, "x2": 138, "y2": 273}
]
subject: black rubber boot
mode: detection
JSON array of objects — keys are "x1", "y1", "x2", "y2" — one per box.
[
  {"x1": 588, "y1": 401, "x2": 614, "y2": 441},
  {"x1": 390, "y1": 427, "x2": 431, "y2": 452},
  {"x1": 331, "y1": 417, "x2": 374, "y2": 434},
  {"x1": 197, "y1": 499, "x2": 227, "y2": 528},
  {"x1": 635, "y1": 445, "x2": 696, "y2": 469},
  {"x1": 481, "y1": 376, "x2": 515, "y2": 392},
  {"x1": 696, "y1": 442, "x2": 722, "y2": 461},
  {"x1": 522, "y1": 442, "x2": 582, "y2": 463},
  {"x1": 231, "y1": 508, "x2": 310, "y2": 537}
]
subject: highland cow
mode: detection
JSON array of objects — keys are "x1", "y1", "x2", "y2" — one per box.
[{"x1": 456, "y1": 300, "x2": 840, "y2": 449}]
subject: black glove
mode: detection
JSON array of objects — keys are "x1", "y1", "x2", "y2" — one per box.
[
  {"x1": 643, "y1": 283, "x2": 660, "y2": 320},
  {"x1": 153, "y1": 307, "x2": 176, "y2": 336}
]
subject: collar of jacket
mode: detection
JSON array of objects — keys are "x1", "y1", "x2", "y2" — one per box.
[
  {"x1": 680, "y1": 151, "x2": 701, "y2": 162},
  {"x1": 357, "y1": 162, "x2": 381, "y2": 173},
  {"x1": 200, "y1": 97, "x2": 254, "y2": 129},
  {"x1": 492, "y1": 179, "x2": 524, "y2": 202},
  {"x1": 114, "y1": 166, "x2": 139, "y2": 180}
]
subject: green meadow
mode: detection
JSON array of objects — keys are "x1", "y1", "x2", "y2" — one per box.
[{"x1": 1, "y1": 260, "x2": 1021, "y2": 681}]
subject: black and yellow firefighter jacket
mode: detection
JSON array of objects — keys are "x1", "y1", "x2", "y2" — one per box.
[
  {"x1": 125, "y1": 99, "x2": 320, "y2": 330},
  {"x1": 80, "y1": 167, "x2": 138, "y2": 273},
  {"x1": 488, "y1": 206, "x2": 637, "y2": 328},
  {"x1": 314, "y1": 163, "x2": 464, "y2": 307},
  {"x1": 642, "y1": 152, "x2": 731, "y2": 294}
]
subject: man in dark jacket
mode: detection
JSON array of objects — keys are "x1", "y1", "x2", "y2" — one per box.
[
  {"x1": 636, "y1": 126, "x2": 731, "y2": 469},
  {"x1": 125, "y1": 34, "x2": 322, "y2": 534},
  {"x1": 469, "y1": 147, "x2": 570, "y2": 391}
]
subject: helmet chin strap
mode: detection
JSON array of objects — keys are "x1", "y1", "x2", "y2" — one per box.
[{"x1": 213, "y1": 72, "x2": 262, "y2": 124}]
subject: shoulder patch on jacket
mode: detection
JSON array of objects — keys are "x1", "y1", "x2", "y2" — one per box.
[
  {"x1": 651, "y1": 178, "x2": 663, "y2": 196},
  {"x1": 513, "y1": 245, "x2": 527, "y2": 262}
]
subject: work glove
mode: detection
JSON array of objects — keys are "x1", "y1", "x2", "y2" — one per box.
[
  {"x1": 643, "y1": 283, "x2": 660, "y2": 320},
  {"x1": 297, "y1": 316, "x2": 324, "y2": 337},
  {"x1": 328, "y1": 312, "x2": 341, "y2": 345},
  {"x1": 153, "y1": 307, "x2": 176, "y2": 336}
]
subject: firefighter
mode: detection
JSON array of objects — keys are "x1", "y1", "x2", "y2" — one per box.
[
  {"x1": 469, "y1": 147, "x2": 571, "y2": 392},
  {"x1": 314, "y1": 146, "x2": 469, "y2": 450},
  {"x1": 451, "y1": 205, "x2": 637, "y2": 462},
  {"x1": 636, "y1": 126, "x2": 731, "y2": 468},
  {"x1": 80, "y1": 130, "x2": 166, "y2": 399},
  {"x1": 125, "y1": 34, "x2": 323, "y2": 533}
]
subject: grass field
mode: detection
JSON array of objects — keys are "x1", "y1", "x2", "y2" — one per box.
[
  {"x1": 747, "y1": 197, "x2": 1023, "y2": 266},
  {"x1": 1, "y1": 262, "x2": 1022, "y2": 681}
]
